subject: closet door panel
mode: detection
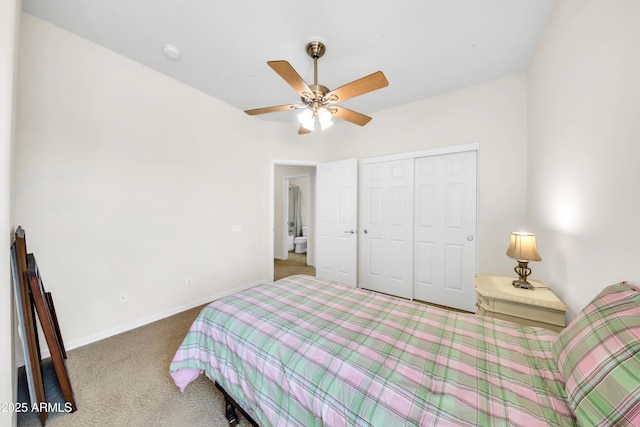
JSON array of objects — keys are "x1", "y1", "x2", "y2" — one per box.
[
  {"x1": 444, "y1": 243, "x2": 464, "y2": 290},
  {"x1": 414, "y1": 151, "x2": 477, "y2": 312},
  {"x1": 366, "y1": 237, "x2": 383, "y2": 277},
  {"x1": 368, "y1": 187, "x2": 383, "y2": 225},
  {"x1": 415, "y1": 241, "x2": 434, "y2": 285},
  {"x1": 390, "y1": 239, "x2": 408, "y2": 280},
  {"x1": 414, "y1": 156, "x2": 439, "y2": 293},
  {"x1": 359, "y1": 159, "x2": 414, "y2": 299}
]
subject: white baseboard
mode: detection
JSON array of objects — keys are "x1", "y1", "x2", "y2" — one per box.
[{"x1": 16, "y1": 279, "x2": 267, "y2": 367}]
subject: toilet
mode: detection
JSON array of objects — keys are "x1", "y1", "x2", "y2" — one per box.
[{"x1": 293, "y1": 227, "x2": 308, "y2": 253}]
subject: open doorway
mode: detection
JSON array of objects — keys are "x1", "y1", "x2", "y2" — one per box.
[{"x1": 271, "y1": 162, "x2": 317, "y2": 281}]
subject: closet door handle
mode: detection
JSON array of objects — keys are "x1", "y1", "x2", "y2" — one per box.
[
  {"x1": 363, "y1": 229, "x2": 368, "y2": 234},
  {"x1": 344, "y1": 229, "x2": 355, "y2": 234}
]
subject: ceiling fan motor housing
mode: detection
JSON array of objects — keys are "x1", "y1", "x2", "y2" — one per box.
[
  {"x1": 305, "y1": 40, "x2": 326, "y2": 59},
  {"x1": 302, "y1": 84, "x2": 330, "y2": 105}
]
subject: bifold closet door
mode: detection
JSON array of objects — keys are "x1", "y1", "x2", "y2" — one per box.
[
  {"x1": 359, "y1": 159, "x2": 414, "y2": 299},
  {"x1": 413, "y1": 151, "x2": 477, "y2": 312}
]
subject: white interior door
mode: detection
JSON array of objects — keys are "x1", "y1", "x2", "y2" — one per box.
[
  {"x1": 315, "y1": 159, "x2": 358, "y2": 286},
  {"x1": 359, "y1": 159, "x2": 414, "y2": 299},
  {"x1": 414, "y1": 151, "x2": 477, "y2": 312}
]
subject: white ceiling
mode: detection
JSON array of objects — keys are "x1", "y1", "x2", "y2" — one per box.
[{"x1": 22, "y1": 0, "x2": 557, "y2": 124}]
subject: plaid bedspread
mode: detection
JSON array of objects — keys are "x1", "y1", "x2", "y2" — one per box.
[{"x1": 170, "y1": 275, "x2": 576, "y2": 426}]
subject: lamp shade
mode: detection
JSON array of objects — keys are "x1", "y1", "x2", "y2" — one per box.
[{"x1": 506, "y1": 232, "x2": 541, "y2": 261}]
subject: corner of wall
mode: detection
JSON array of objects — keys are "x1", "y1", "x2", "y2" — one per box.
[{"x1": 1, "y1": 2, "x2": 21, "y2": 426}]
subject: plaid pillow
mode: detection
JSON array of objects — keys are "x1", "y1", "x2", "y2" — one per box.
[{"x1": 552, "y1": 282, "x2": 640, "y2": 425}]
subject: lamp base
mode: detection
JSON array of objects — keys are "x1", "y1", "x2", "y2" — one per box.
[
  {"x1": 512, "y1": 260, "x2": 534, "y2": 290},
  {"x1": 512, "y1": 278, "x2": 534, "y2": 290}
]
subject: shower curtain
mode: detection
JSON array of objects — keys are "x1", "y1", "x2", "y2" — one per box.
[{"x1": 289, "y1": 185, "x2": 303, "y2": 237}]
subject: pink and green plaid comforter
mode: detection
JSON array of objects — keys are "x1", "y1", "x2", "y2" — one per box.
[{"x1": 170, "y1": 275, "x2": 576, "y2": 426}]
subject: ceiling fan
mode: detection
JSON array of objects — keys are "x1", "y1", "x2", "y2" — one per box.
[{"x1": 244, "y1": 40, "x2": 389, "y2": 135}]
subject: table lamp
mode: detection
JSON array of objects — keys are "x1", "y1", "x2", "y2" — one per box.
[{"x1": 506, "y1": 231, "x2": 541, "y2": 289}]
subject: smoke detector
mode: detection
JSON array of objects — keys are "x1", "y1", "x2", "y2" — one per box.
[{"x1": 162, "y1": 44, "x2": 181, "y2": 60}]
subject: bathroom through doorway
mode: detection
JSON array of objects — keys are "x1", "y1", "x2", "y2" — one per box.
[{"x1": 272, "y1": 163, "x2": 316, "y2": 281}]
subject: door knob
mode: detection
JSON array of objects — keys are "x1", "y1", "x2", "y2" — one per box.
[
  {"x1": 467, "y1": 235, "x2": 474, "y2": 241},
  {"x1": 363, "y1": 229, "x2": 368, "y2": 234},
  {"x1": 344, "y1": 229, "x2": 355, "y2": 234}
]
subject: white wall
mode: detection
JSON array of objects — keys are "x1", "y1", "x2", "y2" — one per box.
[
  {"x1": 15, "y1": 13, "x2": 305, "y2": 350},
  {"x1": 1, "y1": 1, "x2": 20, "y2": 426},
  {"x1": 326, "y1": 73, "x2": 530, "y2": 276},
  {"x1": 14, "y1": 13, "x2": 330, "y2": 356},
  {"x1": 528, "y1": 0, "x2": 640, "y2": 318}
]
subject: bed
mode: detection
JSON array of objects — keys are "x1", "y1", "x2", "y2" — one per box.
[{"x1": 170, "y1": 275, "x2": 640, "y2": 426}]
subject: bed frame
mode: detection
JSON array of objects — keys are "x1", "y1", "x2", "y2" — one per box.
[{"x1": 215, "y1": 382, "x2": 259, "y2": 427}]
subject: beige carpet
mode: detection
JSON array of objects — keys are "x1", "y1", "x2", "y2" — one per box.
[
  {"x1": 18, "y1": 305, "x2": 248, "y2": 427},
  {"x1": 273, "y1": 251, "x2": 315, "y2": 281}
]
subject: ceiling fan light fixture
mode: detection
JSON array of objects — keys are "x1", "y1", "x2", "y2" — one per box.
[
  {"x1": 318, "y1": 107, "x2": 333, "y2": 131},
  {"x1": 320, "y1": 120, "x2": 333, "y2": 131},
  {"x1": 318, "y1": 107, "x2": 332, "y2": 124},
  {"x1": 301, "y1": 118, "x2": 315, "y2": 131},
  {"x1": 299, "y1": 109, "x2": 316, "y2": 130},
  {"x1": 298, "y1": 108, "x2": 313, "y2": 123}
]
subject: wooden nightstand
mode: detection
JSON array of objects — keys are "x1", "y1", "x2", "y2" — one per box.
[{"x1": 474, "y1": 273, "x2": 567, "y2": 332}]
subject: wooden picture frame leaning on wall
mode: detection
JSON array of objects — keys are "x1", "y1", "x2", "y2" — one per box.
[
  {"x1": 11, "y1": 226, "x2": 76, "y2": 426},
  {"x1": 12, "y1": 229, "x2": 48, "y2": 426},
  {"x1": 26, "y1": 253, "x2": 76, "y2": 413}
]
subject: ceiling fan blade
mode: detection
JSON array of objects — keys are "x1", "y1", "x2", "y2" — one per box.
[
  {"x1": 244, "y1": 104, "x2": 297, "y2": 116},
  {"x1": 332, "y1": 106, "x2": 372, "y2": 126},
  {"x1": 325, "y1": 71, "x2": 389, "y2": 103},
  {"x1": 267, "y1": 60, "x2": 313, "y2": 97},
  {"x1": 298, "y1": 126, "x2": 311, "y2": 135}
]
